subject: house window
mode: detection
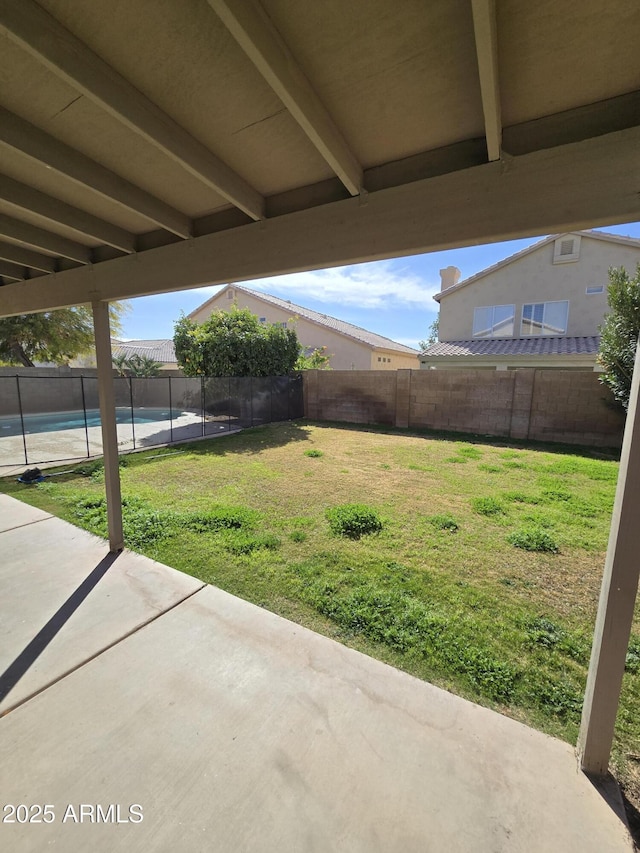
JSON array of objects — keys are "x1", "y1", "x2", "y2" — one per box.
[
  {"x1": 259, "y1": 317, "x2": 266, "y2": 323},
  {"x1": 472, "y1": 304, "x2": 515, "y2": 338},
  {"x1": 521, "y1": 300, "x2": 569, "y2": 336},
  {"x1": 227, "y1": 288, "x2": 235, "y2": 299},
  {"x1": 378, "y1": 357, "x2": 381, "y2": 362},
  {"x1": 586, "y1": 285, "x2": 604, "y2": 295},
  {"x1": 553, "y1": 236, "x2": 580, "y2": 263}
]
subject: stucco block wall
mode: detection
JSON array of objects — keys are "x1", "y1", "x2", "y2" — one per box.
[
  {"x1": 439, "y1": 239, "x2": 640, "y2": 341},
  {"x1": 303, "y1": 369, "x2": 624, "y2": 448}
]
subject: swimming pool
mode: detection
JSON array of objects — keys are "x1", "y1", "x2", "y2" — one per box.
[{"x1": 0, "y1": 407, "x2": 191, "y2": 437}]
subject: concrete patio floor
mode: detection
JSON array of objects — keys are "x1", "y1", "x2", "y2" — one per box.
[{"x1": 0, "y1": 493, "x2": 633, "y2": 852}]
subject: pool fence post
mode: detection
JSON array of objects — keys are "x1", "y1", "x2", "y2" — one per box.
[
  {"x1": 578, "y1": 342, "x2": 640, "y2": 774},
  {"x1": 80, "y1": 375, "x2": 90, "y2": 458},
  {"x1": 92, "y1": 299, "x2": 124, "y2": 552},
  {"x1": 16, "y1": 375, "x2": 28, "y2": 465},
  {"x1": 129, "y1": 376, "x2": 136, "y2": 450},
  {"x1": 168, "y1": 377, "x2": 173, "y2": 444}
]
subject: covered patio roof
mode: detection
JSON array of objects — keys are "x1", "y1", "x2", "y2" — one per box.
[
  {"x1": 0, "y1": 0, "x2": 638, "y2": 312},
  {"x1": 0, "y1": 0, "x2": 639, "y2": 813}
]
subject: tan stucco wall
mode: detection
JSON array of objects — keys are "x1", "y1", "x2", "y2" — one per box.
[
  {"x1": 370, "y1": 349, "x2": 419, "y2": 370},
  {"x1": 438, "y1": 238, "x2": 640, "y2": 341},
  {"x1": 190, "y1": 289, "x2": 415, "y2": 370}
]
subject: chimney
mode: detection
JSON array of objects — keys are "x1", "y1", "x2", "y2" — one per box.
[{"x1": 440, "y1": 266, "x2": 461, "y2": 291}]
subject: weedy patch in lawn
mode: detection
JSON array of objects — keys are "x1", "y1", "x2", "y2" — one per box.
[
  {"x1": 326, "y1": 504, "x2": 383, "y2": 539},
  {"x1": 508, "y1": 527, "x2": 560, "y2": 553},
  {"x1": 429, "y1": 514, "x2": 459, "y2": 532},
  {"x1": 471, "y1": 496, "x2": 505, "y2": 516}
]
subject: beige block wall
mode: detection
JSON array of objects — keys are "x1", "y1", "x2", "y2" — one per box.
[
  {"x1": 439, "y1": 238, "x2": 640, "y2": 340},
  {"x1": 303, "y1": 369, "x2": 624, "y2": 448}
]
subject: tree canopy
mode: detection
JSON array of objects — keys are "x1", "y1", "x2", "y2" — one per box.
[
  {"x1": 598, "y1": 264, "x2": 640, "y2": 410},
  {"x1": 112, "y1": 352, "x2": 162, "y2": 377},
  {"x1": 0, "y1": 304, "x2": 127, "y2": 368},
  {"x1": 419, "y1": 316, "x2": 439, "y2": 351},
  {"x1": 173, "y1": 307, "x2": 300, "y2": 377},
  {"x1": 295, "y1": 346, "x2": 332, "y2": 370}
]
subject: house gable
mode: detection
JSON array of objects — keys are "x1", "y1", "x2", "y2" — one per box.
[{"x1": 436, "y1": 231, "x2": 640, "y2": 343}]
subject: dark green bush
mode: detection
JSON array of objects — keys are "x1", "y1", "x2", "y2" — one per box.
[
  {"x1": 626, "y1": 638, "x2": 640, "y2": 673},
  {"x1": 326, "y1": 504, "x2": 383, "y2": 539}
]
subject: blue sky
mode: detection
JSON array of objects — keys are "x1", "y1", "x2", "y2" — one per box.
[{"x1": 120, "y1": 222, "x2": 640, "y2": 349}]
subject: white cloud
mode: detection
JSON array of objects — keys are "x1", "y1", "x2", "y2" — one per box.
[{"x1": 196, "y1": 260, "x2": 440, "y2": 310}]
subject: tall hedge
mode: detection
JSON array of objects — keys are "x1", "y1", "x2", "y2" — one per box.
[
  {"x1": 598, "y1": 265, "x2": 640, "y2": 410},
  {"x1": 173, "y1": 306, "x2": 300, "y2": 377}
]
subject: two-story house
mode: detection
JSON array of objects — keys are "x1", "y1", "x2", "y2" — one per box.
[{"x1": 420, "y1": 231, "x2": 640, "y2": 370}]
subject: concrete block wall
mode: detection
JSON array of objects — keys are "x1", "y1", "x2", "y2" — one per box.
[
  {"x1": 409, "y1": 370, "x2": 514, "y2": 437},
  {"x1": 528, "y1": 371, "x2": 624, "y2": 446},
  {"x1": 304, "y1": 370, "x2": 397, "y2": 426},
  {"x1": 302, "y1": 369, "x2": 625, "y2": 448}
]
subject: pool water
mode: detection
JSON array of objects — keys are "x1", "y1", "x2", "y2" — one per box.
[{"x1": 0, "y1": 407, "x2": 189, "y2": 437}]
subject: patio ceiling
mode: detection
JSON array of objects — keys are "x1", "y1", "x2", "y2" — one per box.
[{"x1": 0, "y1": 0, "x2": 638, "y2": 316}]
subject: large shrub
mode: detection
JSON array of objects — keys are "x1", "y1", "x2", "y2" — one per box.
[
  {"x1": 173, "y1": 306, "x2": 300, "y2": 377},
  {"x1": 598, "y1": 264, "x2": 640, "y2": 410}
]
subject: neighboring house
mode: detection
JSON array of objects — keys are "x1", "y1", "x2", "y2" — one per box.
[
  {"x1": 189, "y1": 285, "x2": 420, "y2": 370},
  {"x1": 420, "y1": 231, "x2": 640, "y2": 370},
  {"x1": 110, "y1": 339, "x2": 179, "y2": 371}
]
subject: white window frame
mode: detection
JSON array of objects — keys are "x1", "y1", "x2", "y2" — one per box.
[
  {"x1": 521, "y1": 300, "x2": 569, "y2": 336},
  {"x1": 472, "y1": 304, "x2": 515, "y2": 338}
]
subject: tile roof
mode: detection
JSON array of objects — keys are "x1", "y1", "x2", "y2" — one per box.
[
  {"x1": 194, "y1": 285, "x2": 419, "y2": 355},
  {"x1": 421, "y1": 336, "x2": 600, "y2": 358},
  {"x1": 112, "y1": 339, "x2": 177, "y2": 363}
]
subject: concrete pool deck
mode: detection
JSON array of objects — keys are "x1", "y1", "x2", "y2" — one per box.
[
  {"x1": 0, "y1": 416, "x2": 238, "y2": 478},
  {"x1": 0, "y1": 409, "x2": 232, "y2": 473},
  {"x1": 0, "y1": 493, "x2": 633, "y2": 852}
]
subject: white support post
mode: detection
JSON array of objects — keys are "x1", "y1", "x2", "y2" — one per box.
[
  {"x1": 578, "y1": 344, "x2": 640, "y2": 774},
  {"x1": 92, "y1": 300, "x2": 124, "y2": 552}
]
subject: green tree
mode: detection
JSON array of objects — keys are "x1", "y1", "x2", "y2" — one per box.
[
  {"x1": 113, "y1": 353, "x2": 163, "y2": 377},
  {"x1": 112, "y1": 351, "x2": 130, "y2": 377},
  {"x1": 126, "y1": 354, "x2": 163, "y2": 377},
  {"x1": 0, "y1": 303, "x2": 128, "y2": 367},
  {"x1": 419, "y1": 316, "x2": 439, "y2": 351},
  {"x1": 295, "y1": 345, "x2": 332, "y2": 370},
  {"x1": 598, "y1": 264, "x2": 640, "y2": 410},
  {"x1": 173, "y1": 306, "x2": 300, "y2": 377}
]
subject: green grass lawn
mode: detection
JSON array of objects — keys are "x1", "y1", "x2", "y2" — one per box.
[{"x1": 2, "y1": 420, "x2": 639, "y2": 806}]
